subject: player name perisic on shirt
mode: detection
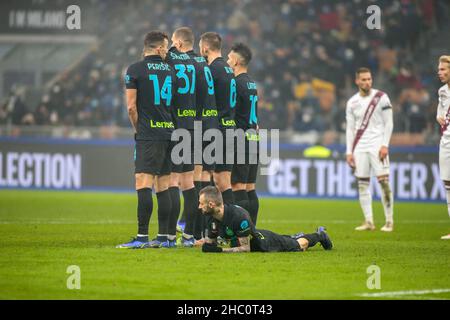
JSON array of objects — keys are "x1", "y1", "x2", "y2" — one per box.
[{"x1": 147, "y1": 62, "x2": 170, "y2": 71}]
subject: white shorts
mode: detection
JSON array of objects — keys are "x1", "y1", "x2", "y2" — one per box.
[
  {"x1": 354, "y1": 150, "x2": 390, "y2": 178},
  {"x1": 439, "y1": 139, "x2": 450, "y2": 181}
]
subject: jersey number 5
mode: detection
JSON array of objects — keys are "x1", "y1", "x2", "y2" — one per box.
[{"x1": 149, "y1": 75, "x2": 172, "y2": 106}]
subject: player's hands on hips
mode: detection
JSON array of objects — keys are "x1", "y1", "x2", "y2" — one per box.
[
  {"x1": 379, "y1": 146, "x2": 388, "y2": 161},
  {"x1": 437, "y1": 116, "x2": 446, "y2": 127},
  {"x1": 202, "y1": 242, "x2": 223, "y2": 253},
  {"x1": 346, "y1": 154, "x2": 355, "y2": 169}
]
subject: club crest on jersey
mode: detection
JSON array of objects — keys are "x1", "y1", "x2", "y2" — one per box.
[{"x1": 240, "y1": 220, "x2": 249, "y2": 230}]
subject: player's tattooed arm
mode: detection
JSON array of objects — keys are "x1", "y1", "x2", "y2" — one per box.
[{"x1": 222, "y1": 236, "x2": 251, "y2": 253}]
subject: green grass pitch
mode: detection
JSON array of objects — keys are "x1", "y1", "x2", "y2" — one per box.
[{"x1": 0, "y1": 190, "x2": 449, "y2": 300}]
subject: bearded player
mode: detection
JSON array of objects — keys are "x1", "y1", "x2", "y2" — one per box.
[{"x1": 346, "y1": 68, "x2": 394, "y2": 232}]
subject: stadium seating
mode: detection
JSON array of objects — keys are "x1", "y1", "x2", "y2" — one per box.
[{"x1": 1, "y1": 0, "x2": 449, "y2": 145}]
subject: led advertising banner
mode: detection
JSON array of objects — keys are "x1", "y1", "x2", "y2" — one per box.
[{"x1": 0, "y1": 138, "x2": 445, "y2": 202}]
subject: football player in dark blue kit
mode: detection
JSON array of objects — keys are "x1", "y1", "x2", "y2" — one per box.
[
  {"x1": 117, "y1": 31, "x2": 175, "y2": 249},
  {"x1": 199, "y1": 32, "x2": 237, "y2": 206},
  {"x1": 186, "y1": 31, "x2": 220, "y2": 244},
  {"x1": 227, "y1": 43, "x2": 260, "y2": 226},
  {"x1": 163, "y1": 27, "x2": 200, "y2": 247},
  {"x1": 198, "y1": 186, "x2": 333, "y2": 253}
]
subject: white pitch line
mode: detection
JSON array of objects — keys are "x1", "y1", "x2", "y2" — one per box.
[
  {"x1": 260, "y1": 220, "x2": 449, "y2": 224},
  {"x1": 398, "y1": 296, "x2": 450, "y2": 301},
  {"x1": 0, "y1": 220, "x2": 136, "y2": 225},
  {"x1": 358, "y1": 289, "x2": 450, "y2": 298},
  {"x1": 0, "y1": 219, "x2": 448, "y2": 225}
]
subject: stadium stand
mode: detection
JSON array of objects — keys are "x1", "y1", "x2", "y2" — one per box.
[{"x1": 1, "y1": 0, "x2": 449, "y2": 144}]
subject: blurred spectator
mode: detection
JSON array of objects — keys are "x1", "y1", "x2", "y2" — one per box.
[
  {"x1": 397, "y1": 88, "x2": 430, "y2": 133},
  {"x1": 290, "y1": 91, "x2": 324, "y2": 132},
  {"x1": 396, "y1": 64, "x2": 422, "y2": 90},
  {"x1": 1, "y1": 87, "x2": 33, "y2": 126}
]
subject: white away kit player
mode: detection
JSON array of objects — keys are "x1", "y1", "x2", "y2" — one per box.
[
  {"x1": 346, "y1": 68, "x2": 394, "y2": 232},
  {"x1": 436, "y1": 55, "x2": 450, "y2": 240}
]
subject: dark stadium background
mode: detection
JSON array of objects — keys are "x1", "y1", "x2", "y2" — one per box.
[{"x1": 0, "y1": 0, "x2": 449, "y2": 201}]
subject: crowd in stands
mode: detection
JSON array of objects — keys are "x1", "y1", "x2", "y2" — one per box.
[{"x1": 1, "y1": 0, "x2": 449, "y2": 144}]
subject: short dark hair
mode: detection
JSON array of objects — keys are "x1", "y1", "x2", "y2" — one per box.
[
  {"x1": 200, "y1": 32, "x2": 222, "y2": 51},
  {"x1": 144, "y1": 31, "x2": 169, "y2": 50},
  {"x1": 231, "y1": 42, "x2": 252, "y2": 66},
  {"x1": 173, "y1": 27, "x2": 194, "y2": 46},
  {"x1": 199, "y1": 186, "x2": 223, "y2": 206},
  {"x1": 355, "y1": 67, "x2": 371, "y2": 78}
]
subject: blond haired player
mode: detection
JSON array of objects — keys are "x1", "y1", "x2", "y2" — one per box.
[
  {"x1": 346, "y1": 68, "x2": 394, "y2": 232},
  {"x1": 437, "y1": 55, "x2": 450, "y2": 240}
]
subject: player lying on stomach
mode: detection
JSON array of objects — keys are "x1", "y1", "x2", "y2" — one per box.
[{"x1": 198, "y1": 186, "x2": 333, "y2": 253}]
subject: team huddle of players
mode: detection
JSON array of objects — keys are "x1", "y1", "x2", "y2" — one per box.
[{"x1": 118, "y1": 27, "x2": 262, "y2": 249}]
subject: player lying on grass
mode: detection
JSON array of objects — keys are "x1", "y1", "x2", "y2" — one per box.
[{"x1": 198, "y1": 186, "x2": 333, "y2": 253}]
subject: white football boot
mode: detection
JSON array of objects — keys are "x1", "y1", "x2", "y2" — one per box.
[
  {"x1": 380, "y1": 222, "x2": 394, "y2": 232},
  {"x1": 355, "y1": 221, "x2": 376, "y2": 231}
]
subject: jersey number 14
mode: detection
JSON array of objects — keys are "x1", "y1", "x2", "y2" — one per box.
[{"x1": 149, "y1": 75, "x2": 172, "y2": 106}]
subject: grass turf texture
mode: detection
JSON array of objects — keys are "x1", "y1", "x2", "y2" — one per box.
[{"x1": 0, "y1": 190, "x2": 449, "y2": 300}]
